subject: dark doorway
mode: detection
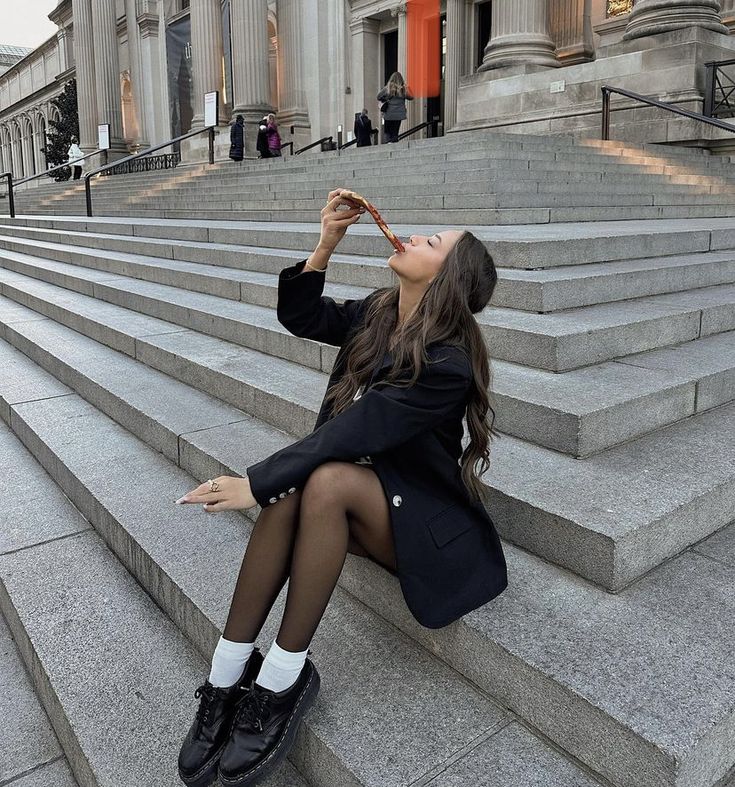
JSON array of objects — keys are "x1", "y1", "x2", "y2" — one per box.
[
  {"x1": 383, "y1": 29, "x2": 398, "y2": 85},
  {"x1": 477, "y1": 1, "x2": 492, "y2": 69},
  {"x1": 425, "y1": 14, "x2": 446, "y2": 136}
]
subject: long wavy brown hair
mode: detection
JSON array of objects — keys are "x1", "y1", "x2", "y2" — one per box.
[{"x1": 324, "y1": 231, "x2": 498, "y2": 503}]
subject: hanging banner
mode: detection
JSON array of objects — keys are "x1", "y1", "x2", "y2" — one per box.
[
  {"x1": 407, "y1": 0, "x2": 441, "y2": 97},
  {"x1": 166, "y1": 15, "x2": 193, "y2": 140},
  {"x1": 97, "y1": 124, "x2": 110, "y2": 150},
  {"x1": 204, "y1": 91, "x2": 219, "y2": 128}
]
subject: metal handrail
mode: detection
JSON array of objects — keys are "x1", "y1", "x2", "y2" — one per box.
[
  {"x1": 340, "y1": 129, "x2": 380, "y2": 150},
  {"x1": 84, "y1": 125, "x2": 215, "y2": 216},
  {"x1": 704, "y1": 58, "x2": 735, "y2": 118},
  {"x1": 0, "y1": 150, "x2": 104, "y2": 218},
  {"x1": 294, "y1": 136, "x2": 333, "y2": 155},
  {"x1": 396, "y1": 115, "x2": 440, "y2": 142},
  {"x1": 0, "y1": 172, "x2": 14, "y2": 217},
  {"x1": 281, "y1": 141, "x2": 294, "y2": 155},
  {"x1": 601, "y1": 85, "x2": 735, "y2": 140}
]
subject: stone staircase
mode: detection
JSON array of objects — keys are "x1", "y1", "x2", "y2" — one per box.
[{"x1": 0, "y1": 129, "x2": 734, "y2": 787}]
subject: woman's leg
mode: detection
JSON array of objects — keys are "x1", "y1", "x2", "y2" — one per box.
[
  {"x1": 275, "y1": 461, "x2": 396, "y2": 652},
  {"x1": 222, "y1": 492, "x2": 302, "y2": 643}
]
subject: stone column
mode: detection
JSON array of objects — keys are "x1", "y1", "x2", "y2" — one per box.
[
  {"x1": 550, "y1": 0, "x2": 595, "y2": 65},
  {"x1": 624, "y1": 0, "x2": 728, "y2": 39},
  {"x1": 190, "y1": 0, "x2": 225, "y2": 127},
  {"x1": 71, "y1": 0, "x2": 99, "y2": 150},
  {"x1": 231, "y1": 0, "x2": 273, "y2": 132},
  {"x1": 91, "y1": 0, "x2": 127, "y2": 153},
  {"x1": 393, "y1": 3, "x2": 423, "y2": 135},
  {"x1": 137, "y1": 8, "x2": 166, "y2": 144},
  {"x1": 444, "y1": 0, "x2": 465, "y2": 131},
  {"x1": 349, "y1": 17, "x2": 381, "y2": 121},
  {"x1": 276, "y1": 0, "x2": 309, "y2": 127},
  {"x1": 479, "y1": 0, "x2": 558, "y2": 71},
  {"x1": 124, "y1": 0, "x2": 148, "y2": 146}
]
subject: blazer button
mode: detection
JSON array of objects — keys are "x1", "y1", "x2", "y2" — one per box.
[
  {"x1": 279, "y1": 492, "x2": 287, "y2": 499},
  {"x1": 269, "y1": 497, "x2": 278, "y2": 504},
  {"x1": 392, "y1": 495, "x2": 402, "y2": 508},
  {"x1": 288, "y1": 487, "x2": 296, "y2": 494}
]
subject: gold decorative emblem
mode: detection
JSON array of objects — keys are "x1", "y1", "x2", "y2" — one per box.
[{"x1": 607, "y1": 0, "x2": 633, "y2": 16}]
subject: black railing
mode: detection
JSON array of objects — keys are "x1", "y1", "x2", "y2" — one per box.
[
  {"x1": 294, "y1": 136, "x2": 333, "y2": 155},
  {"x1": 84, "y1": 125, "x2": 215, "y2": 216},
  {"x1": 103, "y1": 152, "x2": 181, "y2": 176},
  {"x1": 281, "y1": 142, "x2": 294, "y2": 155},
  {"x1": 396, "y1": 115, "x2": 441, "y2": 142},
  {"x1": 704, "y1": 59, "x2": 735, "y2": 119},
  {"x1": 0, "y1": 172, "x2": 14, "y2": 217},
  {"x1": 601, "y1": 85, "x2": 735, "y2": 141},
  {"x1": 0, "y1": 149, "x2": 104, "y2": 217}
]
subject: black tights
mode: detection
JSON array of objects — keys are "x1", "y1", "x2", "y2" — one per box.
[{"x1": 222, "y1": 461, "x2": 396, "y2": 652}]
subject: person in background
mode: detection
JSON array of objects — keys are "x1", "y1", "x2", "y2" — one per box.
[
  {"x1": 67, "y1": 137, "x2": 84, "y2": 180},
  {"x1": 266, "y1": 113, "x2": 282, "y2": 157},
  {"x1": 256, "y1": 116, "x2": 271, "y2": 159},
  {"x1": 229, "y1": 115, "x2": 245, "y2": 162},
  {"x1": 354, "y1": 109, "x2": 373, "y2": 147},
  {"x1": 377, "y1": 72, "x2": 414, "y2": 143}
]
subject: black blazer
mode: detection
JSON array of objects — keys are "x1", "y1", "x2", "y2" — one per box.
[
  {"x1": 354, "y1": 114, "x2": 373, "y2": 147},
  {"x1": 246, "y1": 260, "x2": 508, "y2": 628}
]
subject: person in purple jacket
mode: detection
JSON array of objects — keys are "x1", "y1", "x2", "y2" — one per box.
[
  {"x1": 266, "y1": 113, "x2": 282, "y2": 157},
  {"x1": 175, "y1": 188, "x2": 507, "y2": 787}
]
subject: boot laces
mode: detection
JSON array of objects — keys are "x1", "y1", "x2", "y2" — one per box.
[
  {"x1": 234, "y1": 688, "x2": 272, "y2": 733},
  {"x1": 193, "y1": 683, "x2": 218, "y2": 727}
]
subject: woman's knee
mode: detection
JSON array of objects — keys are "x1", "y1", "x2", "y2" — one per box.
[{"x1": 301, "y1": 462, "x2": 353, "y2": 508}]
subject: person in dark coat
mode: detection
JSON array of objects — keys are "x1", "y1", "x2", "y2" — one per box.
[
  {"x1": 354, "y1": 109, "x2": 373, "y2": 147},
  {"x1": 175, "y1": 187, "x2": 507, "y2": 787},
  {"x1": 228, "y1": 115, "x2": 244, "y2": 162},
  {"x1": 256, "y1": 116, "x2": 271, "y2": 159},
  {"x1": 377, "y1": 71, "x2": 414, "y2": 142}
]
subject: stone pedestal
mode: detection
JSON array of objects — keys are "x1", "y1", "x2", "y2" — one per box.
[
  {"x1": 479, "y1": 0, "x2": 559, "y2": 72},
  {"x1": 550, "y1": 0, "x2": 595, "y2": 65},
  {"x1": 623, "y1": 0, "x2": 728, "y2": 39},
  {"x1": 231, "y1": 0, "x2": 272, "y2": 153},
  {"x1": 190, "y1": 0, "x2": 226, "y2": 127},
  {"x1": 91, "y1": 0, "x2": 128, "y2": 156},
  {"x1": 71, "y1": 0, "x2": 99, "y2": 151}
]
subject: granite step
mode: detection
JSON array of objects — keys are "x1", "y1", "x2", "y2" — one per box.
[
  {"x1": 0, "y1": 354, "x2": 609, "y2": 787},
  {"x1": 6, "y1": 222, "x2": 735, "y2": 313},
  {"x1": 1, "y1": 337, "x2": 733, "y2": 787},
  {"x1": 3, "y1": 251, "x2": 734, "y2": 460},
  {"x1": 7, "y1": 214, "x2": 735, "y2": 268},
  {"x1": 1, "y1": 292, "x2": 733, "y2": 593}
]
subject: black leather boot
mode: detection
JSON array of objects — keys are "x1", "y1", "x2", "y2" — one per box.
[
  {"x1": 218, "y1": 659, "x2": 320, "y2": 786},
  {"x1": 178, "y1": 648, "x2": 263, "y2": 787}
]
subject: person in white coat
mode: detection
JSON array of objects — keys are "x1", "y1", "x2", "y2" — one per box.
[{"x1": 67, "y1": 137, "x2": 84, "y2": 180}]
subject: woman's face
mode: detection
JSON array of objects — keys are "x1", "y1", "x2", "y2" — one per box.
[{"x1": 389, "y1": 230, "x2": 463, "y2": 287}]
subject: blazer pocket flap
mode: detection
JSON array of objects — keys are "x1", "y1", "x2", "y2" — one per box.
[{"x1": 427, "y1": 505, "x2": 475, "y2": 548}]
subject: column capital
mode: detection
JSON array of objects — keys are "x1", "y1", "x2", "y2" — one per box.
[
  {"x1": 391, "y1": 3, "x2": 408, "y2": 19},
  {"x1": 349, "y1": 16, "x2": 380, "y2": 35}
]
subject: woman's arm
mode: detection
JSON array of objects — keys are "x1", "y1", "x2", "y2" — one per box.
[{"x1": 247, "y1": 346, "x2": 471, "y2": 507}]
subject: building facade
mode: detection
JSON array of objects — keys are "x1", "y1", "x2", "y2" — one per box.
[{"x1": 3, "y1": 0, "x2": 735, "y2": 175}]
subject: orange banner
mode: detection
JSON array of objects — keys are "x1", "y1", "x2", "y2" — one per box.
[{"x1": 407, "y1": 0, "x2": 441, "y2": 98}]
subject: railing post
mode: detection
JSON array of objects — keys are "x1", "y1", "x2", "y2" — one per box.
[
  {"x1": 85, "y1": 174, "x2": 93, "y2": 217},
  {"x1": 704, "y1": 62, "x2": 716, "y2": 118},
  {"x1": 2, "y1": 173, "x2": 15, "y2": 218},
  {"x1": 601, "y1": 87, "x2": 611, "y2": 141},
  {"x1": 208, "y1": 127, "x2": 215, "y2": 165}
]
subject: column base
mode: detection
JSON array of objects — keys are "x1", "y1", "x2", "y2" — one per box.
[
  {"x1": 623, "y1": 0, "x2": 728, "y2": 40},
  {"x1": 478, "y1": 34, "x2": 560, "y2": 72}
]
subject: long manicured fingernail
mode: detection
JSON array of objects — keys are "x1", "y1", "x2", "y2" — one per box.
[{"x1": 175, "y1": 496, "x2": 186, "y2": 504}]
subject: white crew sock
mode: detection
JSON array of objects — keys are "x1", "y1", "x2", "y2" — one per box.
[
  {"x1": 255, "y1": 640, "x2": 309, "y2": 693},
  {"x1": 208, "y1": 636, "x2": 255, "y2": 688}
]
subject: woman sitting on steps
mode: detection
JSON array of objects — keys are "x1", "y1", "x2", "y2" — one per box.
[{"x1": 174, "y1": 187, "x2": 508, "y2": 787}]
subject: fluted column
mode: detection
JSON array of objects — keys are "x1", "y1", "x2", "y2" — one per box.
[
  {"x1": 231, "y1": 0, "x2": 272, "y2": 124},
  {"x1": 91, "y1": 0, "x2": 127, "y2": 153},
  {"x1": 479, "y1": 0, "x2": 558, "y2": 71},
  {"x1": 276, "y1": 0, "x2": 309, "y2": 126},
  {"x1": 190, "y1": 0, "x2": 225, "y2": 127},
  {"x1": 444, "y1": 0, "x2": 465, "y2": 131},
  {"x1": 393, "y1": 4, "x2": 422, "y2": 135},
  {"x1": 623, "y1": 0, "x2": 727, "y2": 39},
  {"x1": 71, "y1": 0, "x2": 98, "y2": 150},
  {"x1": 550, "y1": 0, "x2": 595, "y2": 65}
]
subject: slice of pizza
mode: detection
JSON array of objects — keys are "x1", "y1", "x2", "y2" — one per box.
[{"x1": 340, "y1": 190, "x2": 406, "y2": 253}]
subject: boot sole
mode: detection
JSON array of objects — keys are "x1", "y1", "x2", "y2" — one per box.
[
  {"x1": 178, "y1": 748, "x2": 222, "y2": 787},
  {"x1": 218, "y1": 665, "x2": 321, "y2": 786}
]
